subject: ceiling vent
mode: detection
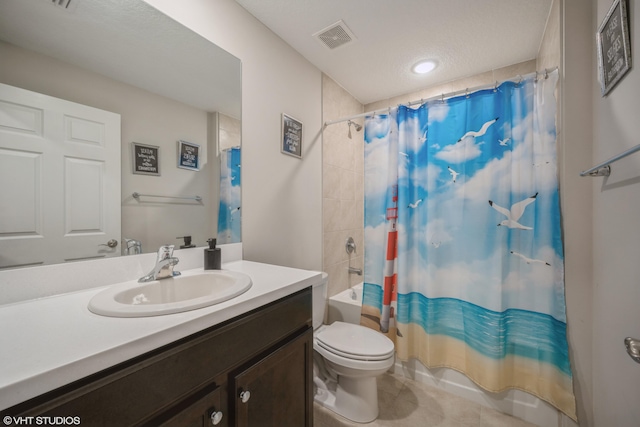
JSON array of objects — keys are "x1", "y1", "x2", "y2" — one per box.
[{"x1": 313, "y1": 20, "x2": 357, "y2": 50}]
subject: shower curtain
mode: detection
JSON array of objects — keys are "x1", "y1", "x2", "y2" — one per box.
[
  {"x1": 361, "y1": 70, "x2": 576, "y2": 420},
  {"x1": 217, "y1": 147, "x2": 241, "y2": 244}
]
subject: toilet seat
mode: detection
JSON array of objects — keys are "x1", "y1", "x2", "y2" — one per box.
[{"x1": 315, "y1": 322, "x2": 395, "y2": 361}]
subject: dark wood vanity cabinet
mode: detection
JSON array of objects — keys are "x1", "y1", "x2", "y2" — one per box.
[{"x1": 2, "y1": 288, "x2": 313, "y2": 427}]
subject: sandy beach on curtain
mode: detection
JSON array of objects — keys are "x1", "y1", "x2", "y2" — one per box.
[{"x1": 359, "y1": 305, "x2": 576, "y2": 420}]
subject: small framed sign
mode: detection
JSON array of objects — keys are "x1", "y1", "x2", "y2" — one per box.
[
  {"x1": 132, "y1": 142, "x2": 160, "y2": 176},
  {"x1": 281, "y1": 113, "x2": 303, "y2": 159},
  {"x1": 597, "y1": 0, "x2": 632, "y2": 96},
  {"x1": 177, "y1": 140, "x2": 200, "y2": 171}
]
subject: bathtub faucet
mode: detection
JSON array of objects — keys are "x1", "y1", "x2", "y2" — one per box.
[{"x1": 348, "y1": 266, "x2": 362, "y2": 276}]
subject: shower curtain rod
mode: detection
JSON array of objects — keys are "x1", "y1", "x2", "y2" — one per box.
[{"x1": 323, "y1": 67, "x2": 558, "y2": 127}]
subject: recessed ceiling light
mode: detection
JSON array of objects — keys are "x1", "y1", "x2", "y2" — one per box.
[{"x1": 412, "y1": 60, "x2": 437, "y2": 74}]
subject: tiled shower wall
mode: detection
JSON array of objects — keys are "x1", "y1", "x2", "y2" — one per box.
[{"x1": 321, "y1": 74, "x2": 365, "y2": 298}]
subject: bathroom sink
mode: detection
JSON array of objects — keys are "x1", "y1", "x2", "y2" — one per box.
[{"x1": 88, "y1": 270, "x2": 252, "y2": 317}]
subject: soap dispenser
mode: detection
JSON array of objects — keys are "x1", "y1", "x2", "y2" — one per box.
[
  {"x1": 204, "y1": 238, "x2": 221, "y2": 270},
  {"x1": 177, "y1": 235, "x2": 195, "y2": 249}
]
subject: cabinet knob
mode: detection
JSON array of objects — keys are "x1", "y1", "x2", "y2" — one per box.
[
  {"x1": 239, "y1": 390, "x2": 251, "y2": 403},
  {"x1": 210, "y1": 410, "x2": 223, "y2": 425}
]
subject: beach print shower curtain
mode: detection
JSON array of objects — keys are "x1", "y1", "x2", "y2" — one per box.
[
  {"x1": 361, "y1": 70, "x2": 576, "y2": 419},
  {"x1": 217, "y1": 147, "x2": 241, "y2": 244}
]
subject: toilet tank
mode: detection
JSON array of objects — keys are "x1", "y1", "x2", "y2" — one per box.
[{"x1": 312, "y1": 272, "x2": 329, "y2": 329}]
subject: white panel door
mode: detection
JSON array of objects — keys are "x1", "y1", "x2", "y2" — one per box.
[{"x1": 0, "y1": 83, "x2": 121, "y2": 268}]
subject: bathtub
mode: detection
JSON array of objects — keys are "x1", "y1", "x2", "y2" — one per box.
[{"x1": 327, "y1": 283, "x2": 363, "y2": 325}]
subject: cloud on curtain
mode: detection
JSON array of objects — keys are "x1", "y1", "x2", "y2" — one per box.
[{"x1": 361, "y1": 70, "x2": 576, "y2": 419}]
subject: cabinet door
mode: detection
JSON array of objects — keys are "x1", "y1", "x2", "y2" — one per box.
[
  {"x1": 152, "y1": 382, "x2": 227, "y2": 427},
  {"x1": 233, "y1": 329, "x2": 313, "y2": 427}
]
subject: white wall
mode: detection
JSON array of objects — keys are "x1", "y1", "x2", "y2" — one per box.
[
  {"x1": 557, "y1": 1, "x2": 596, "y2": 425},
  {"x1": 561, "y1": 0, "x2": 640, "y2": 425},
  {"x1": 144, "y1": 0, "x2": 324, "y2": 271},
  {"x1": 591, "y1": 0, "x2": 640, "y2": 425}
]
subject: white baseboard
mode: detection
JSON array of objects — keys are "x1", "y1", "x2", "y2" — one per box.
[{"x1": 392, "y1": 359, "x2": 576, "y2": 427}]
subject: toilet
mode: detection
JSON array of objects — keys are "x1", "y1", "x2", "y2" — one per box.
[{"x1": 312, "y1": 273, "x2": 395, "y2": 423}]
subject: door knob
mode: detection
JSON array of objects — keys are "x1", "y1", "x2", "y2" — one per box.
[
  {"x1": 239, "y1": 390, "x2": 251, "y2": 403},
  {"x1": 99, "y1": 239, "x2": 118, "y2": 248},
  {"x1": 624, "y1": 337, "x2": 640, "y2": 363}
]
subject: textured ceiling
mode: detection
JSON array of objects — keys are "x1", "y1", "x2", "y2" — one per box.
[
  {"x1": 234, "y1": 0, "x2": 553, "y2": 104},
  {"x1": 0, "y1": 0, "x2": 241, "y2": 118}
]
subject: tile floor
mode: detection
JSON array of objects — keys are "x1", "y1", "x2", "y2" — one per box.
[{"x1": 314, "y1": 373, "x2": 537, "y2": 427}]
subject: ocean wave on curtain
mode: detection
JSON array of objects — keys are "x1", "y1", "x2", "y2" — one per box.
[
  {"x1": 361, "y1": 70, "x2": 576, "y2": 420},
  {"x1": 217, "y1": 147, "x2": 241, "y2": 244}
]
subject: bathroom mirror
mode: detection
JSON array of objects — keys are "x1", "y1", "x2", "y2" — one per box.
[{"x1": 0, "y1": 0, "x2": 241, "y2": 269}]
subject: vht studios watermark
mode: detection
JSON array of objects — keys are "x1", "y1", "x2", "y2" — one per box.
[{"x1": 3, "y1": 416, "x2": 81, "y2": 426}]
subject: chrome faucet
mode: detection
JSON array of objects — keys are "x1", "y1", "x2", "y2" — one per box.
[
  {"x1": 138, "y1": 245, "x2": 181, "y2": 283},
  {"x1": 123, "y1": 238, "x2": 142, "y2": 255}
]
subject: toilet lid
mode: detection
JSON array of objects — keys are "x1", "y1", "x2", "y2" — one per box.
[{"x1": 316, "y1": 322, "x2": 395, "y2": 361}]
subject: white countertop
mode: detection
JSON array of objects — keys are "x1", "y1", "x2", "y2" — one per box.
[{"x1": 0, "y1": 260, "x2": 321, "y2": 411}]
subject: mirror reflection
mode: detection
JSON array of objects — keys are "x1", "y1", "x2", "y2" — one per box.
[{"x1": 0, "y1": 0, "x2": 242, "y2": 269}]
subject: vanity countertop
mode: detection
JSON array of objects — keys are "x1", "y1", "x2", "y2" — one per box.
[{"x1": 0, "y1": 260, "x2": 321, "y2": 411}]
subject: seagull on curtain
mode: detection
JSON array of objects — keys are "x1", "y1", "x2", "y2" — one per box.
[
  {"x1": 447, "y1": 166, "x2": 459, "y2": 183},
  {"x1": 488, "y1": 192, "x2": 538, "y2": 230},
  {"x1": 419, "y1": 129, "x2": 428, "y2": 143},
  {"x1": 510, "y1": 251, "x2": 550, "y2": 266},
  {"x1": 457, "y1": 117, "x2": 499, "y2": 142},
  {"x1": 408, "y1": 199, "x2": 423, "y2": 209}
]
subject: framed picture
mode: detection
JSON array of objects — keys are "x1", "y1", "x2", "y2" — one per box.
[
  {"x1": 597, "y1": 0, "x2": 632, "y2": 96},
  {"x1": 281, "y1": 113, "x2": 303, "y2": 159},
  {"x1": 177, "y1": 140, "x2": 200, "y2": 171},
  {"x1": 132, "y1": 142, "x2": 160, "y2": 176}
]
